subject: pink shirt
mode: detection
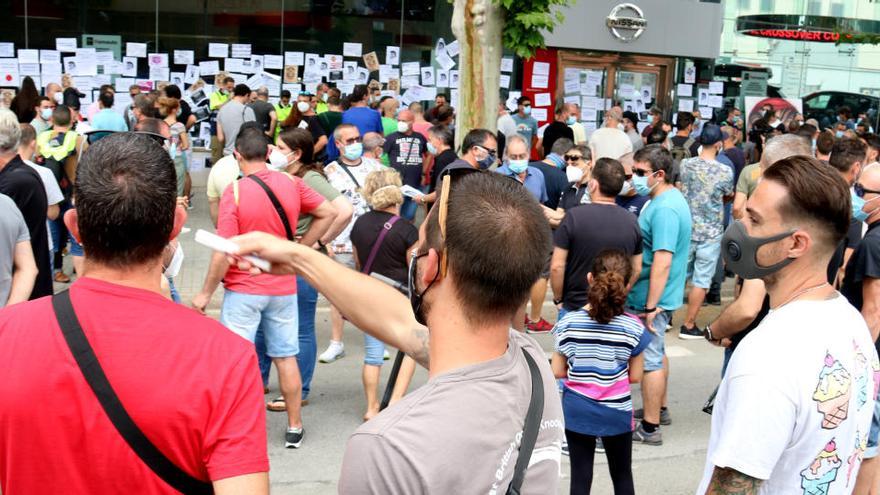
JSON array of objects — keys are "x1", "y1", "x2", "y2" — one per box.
[{"x1": 412, "y1": 121, "x2": 433, "y2": 140}]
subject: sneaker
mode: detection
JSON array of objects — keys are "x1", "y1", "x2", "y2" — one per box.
[
  {"x1": 679, "y1": 325, "x2": 703, "y2": 340},
  {"x1": 285, "y1": 427, "x2": 304, "y2": 449},
  {"x1": 705, "y1": 295, "x2": 722, "y2": 306},
  {"x1": 318, "y1": 341, "x2": 345, "y2": 363},
  {"x1": 634, "y1": 408, "x2": 672, "y2": 426},
  {"x1": 526, "y1": 318, "x2": 554, "y2": 334},
  {"x1": 561, "y1": 440, "x2": 569, "y2": 456},
  {"x1": 383, "y1": 349, "x2": 390, "y2": 360},
  {"x1": 632, "y1": 422, "x2": 662, "y2": 446},
  {"x1": 595, "y1": 438, "x2": 605, "y2": 453}
]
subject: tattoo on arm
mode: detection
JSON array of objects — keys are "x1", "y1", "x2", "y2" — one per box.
[
  {"x1": 407, "y1": 327, "x2": 431, "y2": 369},
  {"x1": 705, "y1": 467, "x2": 761, "y2": 495}
]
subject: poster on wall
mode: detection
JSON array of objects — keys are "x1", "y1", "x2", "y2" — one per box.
[{"x1": 744, "y1": 97, "x2": 803, "y2": 130}]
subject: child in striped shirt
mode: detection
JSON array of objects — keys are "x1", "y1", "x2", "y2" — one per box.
[{"x1": 551, "y1": 249, "x2": 652, "y2": 495}]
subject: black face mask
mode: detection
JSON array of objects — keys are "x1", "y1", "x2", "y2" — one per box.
[{"x1": 408, "y1": 251, "x2": 439, "y2": 326}]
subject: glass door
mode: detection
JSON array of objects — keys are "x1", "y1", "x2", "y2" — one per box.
[{"x1": 615, "y1": 70, "x2": 657, "y2": 134}]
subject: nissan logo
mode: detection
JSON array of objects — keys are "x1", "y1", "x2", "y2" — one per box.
[{"x1": 606, "y1": 3, "x2": 647, "y2": 42}]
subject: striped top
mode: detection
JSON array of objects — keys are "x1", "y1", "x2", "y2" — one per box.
[{"x1": 553, "y1": 309, "x2": 652, "y2": 436}]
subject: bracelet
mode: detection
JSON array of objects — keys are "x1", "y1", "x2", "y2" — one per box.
[
  {"x1": 643, "y1": 306, "x2": 657, "y2": 314},
  {"x1": 704, "y1": 324, "x2": 719, "y2": 343}
]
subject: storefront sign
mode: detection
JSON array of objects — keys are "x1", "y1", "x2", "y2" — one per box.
[
  {"x1": 743, "y1": 29, "x2": 840, "y2": 42},
  {"x1": 606, "y1": 3, "x2": 647, "y2": 42},
  {"x1": 741, "y1": 71, "x2": 769, "y2": 97}
]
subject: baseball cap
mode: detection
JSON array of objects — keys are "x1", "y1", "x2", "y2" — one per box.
[{"x1": 699, "y1": 124, "x2": 726, "y2": 145}]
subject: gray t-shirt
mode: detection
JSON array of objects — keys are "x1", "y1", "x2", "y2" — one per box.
[
  {"x1": 0, "y1": 194, "x2": 30, "y2": 307},
  {"x1": 338, "y1": 330, "x2": 564, "y2": 494},
  {"x1": 217, "y1": 100, "x2": 255, "y2": 156},
  {"x1": 248, "y1": 100, "x2": 275, "y2": 133}
]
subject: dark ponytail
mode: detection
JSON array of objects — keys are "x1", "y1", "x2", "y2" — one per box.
[{"x1": 587, "y1": 250, "x2": 632, "y2": 324}]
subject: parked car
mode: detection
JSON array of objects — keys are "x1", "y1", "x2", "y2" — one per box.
[{"x1": 803, "y1": 91, "x2": 880, "y2": 131}]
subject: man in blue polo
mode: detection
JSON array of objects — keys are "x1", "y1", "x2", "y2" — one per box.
[
  {"x1": 495, "y1": 134, "x2": 547, "y2": 204},
  {"x1": 627, "y1": 144, "x2": 692, "y2": 446}
]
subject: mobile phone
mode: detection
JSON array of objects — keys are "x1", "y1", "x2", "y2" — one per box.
[{"x1": 194, "y1": 229, "x2": 272, "y2": 272}]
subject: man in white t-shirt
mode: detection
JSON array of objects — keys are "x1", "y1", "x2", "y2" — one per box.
[
  {"x1": 589, "y1": 106, "x2": 633, "y2": 160},
  {"x1": 320, "y1": 123, "x2": 383, "y2": 363},
  {"x1": 698, "y1": 156, "x2": 878, "y2": 494},
  {"x1": 18, "y1": 124, "x2": 63, "y2": 258}
]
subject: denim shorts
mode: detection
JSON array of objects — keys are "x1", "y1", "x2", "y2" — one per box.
[
  {"x1": 364, "y1": 333, "x2": 386, "y2": 366},
  {"x1": 687, "y1": 239, "x2": 722, "y2": 289},
  {"x1": 220, "y1": 289, "x2": 299, "y2": 358},
  {"x1": 866, "y1": 397, "x2": 880, "y2": 458},
  {"x1": 628, "y1": 307, "x2": 671, "y2": 372}
]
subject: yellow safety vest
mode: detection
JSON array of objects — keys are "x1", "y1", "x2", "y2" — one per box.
[{"x1": 36, "y1": 130, "x2": 78, "y2": 161}]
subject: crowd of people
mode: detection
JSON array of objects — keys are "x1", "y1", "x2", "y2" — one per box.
[{"x1": 0, "y1": 70, "x2": 879, "y2": 495}]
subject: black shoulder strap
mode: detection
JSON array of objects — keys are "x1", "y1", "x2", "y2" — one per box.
[
  {"x1": 338, "y1": 163, "x2": 361, "y2": 189},
  {"x1": 51, "y1": 291, "x2": 213, "y2": 495},
  {"x1": 246, "y1": 174, "x2": 294, "y2": 241},
  {"x1": 506, "y1": 348, "x2": 545, "y2": 495}
]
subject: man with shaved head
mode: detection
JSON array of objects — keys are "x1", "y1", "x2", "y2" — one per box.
[{"x1": 383, "y1": 107, "x2": 428, "y2": 220}]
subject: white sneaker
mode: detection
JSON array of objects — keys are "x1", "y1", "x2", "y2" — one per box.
[
  {"x1": 319, "y1": 341, "x2": 345, "y2": 363},
  {"x1": 383, "y1": 349, "x2": 390, "y2": 360}
]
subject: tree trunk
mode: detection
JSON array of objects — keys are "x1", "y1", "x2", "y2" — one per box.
[{"x1": 451, "y1": 0, "x2": 503, "y2": 150}]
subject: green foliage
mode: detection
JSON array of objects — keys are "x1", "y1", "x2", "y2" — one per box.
[
  {"x1": 496, "y1": 0, "x2": 572, "y2": 58},
  {"x1": 835, "y1": 31, "x2": 880, "y2": 45}
]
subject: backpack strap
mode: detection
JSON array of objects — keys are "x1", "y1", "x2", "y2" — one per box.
[
  {"x1": 361, "y1": 216, "x2": 401, "y2": 275},
  {"x1": 505, "y1": 348, "x2": 545, "y2": 495},
  {"x1": 246, "y1": 174, "x2": 295, "y2": 241}
]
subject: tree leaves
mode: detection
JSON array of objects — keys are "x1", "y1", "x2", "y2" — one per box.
[{"x1": 495, "y1": 0, "x2": 572, "y2": 58}]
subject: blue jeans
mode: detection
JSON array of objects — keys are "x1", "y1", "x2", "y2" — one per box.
[
  {"x1": 364, "y1": 333, "x2": 385, "y2": 366},
  {"x1": 256, "y1": 277, "x2": 318, "y2": 397},
  {"x1": 627, "y1": 307, "x2": 672, "y2": 372},
  {"x1": 400, "y1": 197, "x2": 417, "y2": 221}
]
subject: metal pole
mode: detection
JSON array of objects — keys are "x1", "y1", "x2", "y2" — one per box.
[
  {"x1": 24, "y1": 0, "x2": 28, "y2": 49},
  {"x1": 280, "y1": 0, "x2": 285, "y2": 55},
  {"x1": 399, "y1": 0, "x2": 404, "y2": 54},
  {"x1": 155, "y1": 0, "x2": 159, "y2": 49}
]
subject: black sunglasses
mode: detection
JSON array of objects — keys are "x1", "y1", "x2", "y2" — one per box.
[
  {"x1": 855, "y1": 183, "x2": 880, "y2": 198},
  {"x1": 633, "y1": 168, "x2": 653, "y2": 177},
  {"x1": 563, "y1": 154, "x2": 583, "y2": 162}
]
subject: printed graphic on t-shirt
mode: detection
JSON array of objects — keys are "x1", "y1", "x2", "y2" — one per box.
[
  {"x1": 393, "y1": 138, "x2": 422, "y2": 167},
  {"x1": 846, "y1": 431, "x2": 868, "y2": 486},
  {"x1": 813, "y1": 352, "x2": 852, "y2": 430},
  {"x1": 800, "y1": 439, "x2": 842, "y2": 494}
]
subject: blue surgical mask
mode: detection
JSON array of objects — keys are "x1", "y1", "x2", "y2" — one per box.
[
  {"x1": 427, "y1": 142, "x2": 437, "y2": 155},
  {"x1": 508, "y1": 159, "x2": 529, "y2": 174},
  {"x1": 836, "y1": 130, "x2": 845, "y2": 138},
  {"x1": 40, "y1": 108, "x2": 53, "y2": 120},
  {"x1": 853, "y1": 192, "x2": 869, "y2": 223},
  {"x1": 566, "y1": 116, "x2": 577, "y2": 125},
  {"x1": 632, "y1": 174, "x2": 657, "y2": 196},
  {"x1": 522, "y1": 106, "x2": 532, "y2": 116},
  {"x1": 343, "y1": 142, "x2": 363, "y2": 161},
  {"x1": 547, "y1": 153, "x2": 565, "y2": 169}
]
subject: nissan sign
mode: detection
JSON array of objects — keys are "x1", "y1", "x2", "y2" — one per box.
[{"x1": 606, "y1": 3, "x2": 647, "y2": 42}]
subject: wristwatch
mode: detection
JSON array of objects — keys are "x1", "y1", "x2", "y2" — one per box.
[
  {"x1": 704, "y1": 324, "x2": 719, "y2": 343},
  {"x1": 316, "y1": 239, "x2": 327, "y2": 251}
]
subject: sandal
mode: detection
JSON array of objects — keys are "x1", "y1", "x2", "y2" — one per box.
[{"x1": 267, "y1": 396, "x2": 286, "y2": 412}]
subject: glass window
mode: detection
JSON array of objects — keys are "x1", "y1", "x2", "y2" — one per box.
[
  {"x1": 830, "y1": 3, "x2": 845, "y2": 17},
  {"x1": 738, "y1": 0, "x2": 751, "y2": 9},
  {"x1": 759, "y1": 0, "x2": 774, "y2": 12},
  {"x1": 807, "y1": 1, "x2": 822, "y2": 15}
]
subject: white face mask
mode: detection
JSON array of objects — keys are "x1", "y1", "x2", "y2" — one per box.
[
  {"x1": 566, "y1": 166, "x2": 584, "y2": 183},
  {"x1": 297, "y1": 101, "x2": 311, "y2": 113},
  {"x1": 397, "y1": 121, "x2": 410, "y2": 133},
  {"x1": 617, "y1": 123, "x2": 625, "y2": 131},
  {"x1": 268, "y1": 149, "x2": 291, "y2": 170},
  {"x1": 164, "y1": 243, "x2": 184, "y2": 278}
]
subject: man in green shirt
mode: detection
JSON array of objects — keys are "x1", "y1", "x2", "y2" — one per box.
[
  {"x1": 209, "y1": 77, "x2": 234, "y2": 165},
  {"x1": 379, "y1": 97, "x2": 398, "y2": 137},
  {"x1": 315, "y1": 83, "x2": 330, "y2": 114},
  {"x1": 317, "y1": 96, "x2": 343, "y2": 139}
]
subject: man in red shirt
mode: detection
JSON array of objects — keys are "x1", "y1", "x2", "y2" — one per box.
[
  {"x1": 192, "y1": 125, "x2": 334, "y2": 448},
  {"x1": 0, "y1": 133, "x2": 270, "y2": 493}
]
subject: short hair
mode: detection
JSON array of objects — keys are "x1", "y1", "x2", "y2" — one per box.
[
  {"x1": 363, "y1": 132, "x2": 384, "y2": 153},
  {"x1": 35, "y1": 96, "x2": 50, "y2": 106},
  {"x1": 554, "y1": 101, "x2": 566, "y2": 115},
  {"x1": 75, "y1": 133, "x2": 177, "y2": 268},
  {"x1": 18, "y1": 123, "x2": 36, "y2": 148},
  {"x1": 435, "y1": 105, "x2": 455, "y2": 123},
  {"x1": 676, "y1": 111, "x2": 694, "y2": 130},
  {"x1": 863, "y1": 133, "x2": 880, "y2": 154},
  {"x1": 280, "y1": 90, "x2": 291, "y2": 98},
  {"x1": 424, "y1": 172, "x2": 551, "y2": 324},
  {"x1": 592, "y1": 157, "x2": 626, "y2": 197},
  {"x1": 0, "y1": 109, "x2": 21, "y2": 152},
  {"x1": 409, "y1": 102, "x2": 424, "y2": 114},
  {"x1": 222, "y1": 77, "x2": 234, "y2": 85},
  {"x1": 550, "y1": 137, "x2": 574, "y2": 157},
  {"x1": 647, "y1": 128, "x2": 668, "y2": 145},
  {"x1": 504, "y1": 134, "x2": 528, "y2": 158},
  {"x1": 163, "y1": 84, "x2": 182, "y2": 99},
  {"x1": 333, "y1": 123, "x2": 358, "y2": 143},
  {"x1": 362, "y1": 169, "x2": 404, "y2": 210},
  {"x1": 762, "y1": 134, "x2": 813, "y2": 168},
  {"x1": 428, "y1": 125, "x2": 453, "y2": 147},
  {"x1": 278, "y1": 127, "x2": 315, "y2": 166},
  {"x1": 829, "y1": 137, "x2": 867, "y2": 174},
  {"x1": 795, "y1": 123, "x2": 817, "y2": 140},
  {"x1": 133, "y1": 117, "x2": 169, "y2": 136},
  {"x1": 517, "y1": 96, "x2": 531, "y2": 106},
  {"x1": 838, "y1": 106, "x2": 852, "y2": 118},
  {"x1": 816, "y1": 130, "x2": 836, "y2": 155},
  {"x1": 51, "y1": 105, "x2": 72, "y2": 127},
  {"x1": 572, "y1": 144, "x2": 591, "y2": 162},
  {"x1": 128, "y1": 84, "x2": 140, "y2": 92},
  {"x1": 233, "y1": 84, "x2": 250, "y2": 97},
  {"x1": 256, "y1": 86, "x2": 269, "y2": 97},
  {"x1": 462, "y1": 128, "x2": 494, "y2": 154},
  {"x1": 134, "y1": 94, "x2": 157, "y2": 118},
  {"x1": 326, "y1": 96, "x2": 342, "y2": 107},
  {"x1": 763, "y1": 156, "x2": 851, "y2": 253},
  {"x1": 235, "y1": 126, "x2": 268, "y2": 160},
  {"x1": 633, "y1": 145, "x2": 674, "y2": 183},
  {"x1": 350, "y1": 84, "x2": 369, "y2": 103}
]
